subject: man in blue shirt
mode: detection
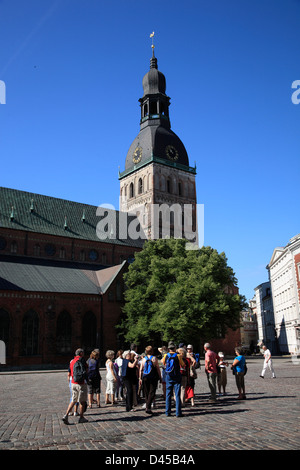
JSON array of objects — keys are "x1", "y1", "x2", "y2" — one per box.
[{"x1": 231, "y1": 347, "x2": 246, "y2": 400}]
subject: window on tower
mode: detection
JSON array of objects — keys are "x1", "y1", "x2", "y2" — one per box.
[
  {"x1": 138, "y1": 178, "x2": 143, "y2": 194},
  {"x1": 129, "y1": 182, "x2": 135, "y2": 198},
  {"x1": 167, "y1": 179, "x2": 172, "y2": 193}
]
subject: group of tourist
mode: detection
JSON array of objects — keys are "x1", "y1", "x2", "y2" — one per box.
[{"x1": 62, "y1": 341, "x2": 274, "y2": 424}]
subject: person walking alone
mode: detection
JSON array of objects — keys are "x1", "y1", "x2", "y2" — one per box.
[{"x1": 260, "y1": 345, "x2": 276, "y2": 378}]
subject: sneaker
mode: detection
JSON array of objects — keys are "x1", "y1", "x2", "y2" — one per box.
[
  {"x1": 78, "y1": 416, "x2": 88, "y2": 423},
  {"x1": 260, "y1": 375, "x2": 264, "y2": 379},
  {"x1": 73, "y1": 411, "x2": 79, "y2": 416},
  {"x1": 62, "y1": 415, "x2": 69, "y2": 425}
]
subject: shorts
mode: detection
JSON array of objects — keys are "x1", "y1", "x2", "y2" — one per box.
[
  {"x1": 87, "y1": 376, "x2": 101, "y2": 394},
  {"x1": 71, "y1": 383, "x2": 87, "y2": 403}
]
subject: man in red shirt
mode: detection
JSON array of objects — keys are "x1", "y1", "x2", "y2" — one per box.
[
  {"x1": 204, "y1": 343, "x2": 219, "y2": 402},
  {"x1": 62, "y1": 348, "x2": 88, "y2": 424}
]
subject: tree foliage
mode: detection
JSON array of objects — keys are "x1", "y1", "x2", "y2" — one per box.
[{"x1": 118, "y1": 238, "x2": 247, "y2": 348}]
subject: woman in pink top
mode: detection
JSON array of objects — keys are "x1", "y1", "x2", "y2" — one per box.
[{"x1": 204, "y1": 343, "x2": 219, "y2": 402}]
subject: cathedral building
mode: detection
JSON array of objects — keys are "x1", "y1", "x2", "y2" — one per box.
[{"x1": 0, "y1": 43, "x2": 241, "y2": 368}]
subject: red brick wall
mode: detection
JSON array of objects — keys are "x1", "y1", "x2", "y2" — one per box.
[
  {"x1": 208, "y1": 328, "x2": 242, "y2": 356},
  {"x1": 0, "y1": 287, "x2": 124, "y2": 367},
  {"x1": 0, "y1": 226, "x2": 141, "y2": 265}
]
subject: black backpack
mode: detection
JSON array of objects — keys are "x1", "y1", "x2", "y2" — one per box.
[{"x1": 73, "y1": 357, "x2": 87, "y2": 382}]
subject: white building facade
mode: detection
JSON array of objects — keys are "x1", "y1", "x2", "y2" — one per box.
[
  {"x1": 255, "y1": 282, "x2": 277, "y2": 354},
  {"x1": 267, "y1": 234, "x2": 300, "y2": 355}
]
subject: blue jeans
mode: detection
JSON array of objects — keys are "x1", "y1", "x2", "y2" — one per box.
[{"x1": 165, "y1": 376, "x2": 182, "y2": 416}]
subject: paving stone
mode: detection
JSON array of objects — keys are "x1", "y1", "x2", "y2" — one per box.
[{"x1": 0, "y1": 356, "x2": 299, "y2": 452}]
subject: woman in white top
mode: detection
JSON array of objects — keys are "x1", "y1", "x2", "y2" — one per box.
[
  {"x1": 260, "y1": 346, "x2": 276, "y2": 378},
  {"x1": 105, "y1": 350, "x2": 117, "y2": 404},
  {"x1": 114, "y1": 350, "x2": 124, "y2": 401}
]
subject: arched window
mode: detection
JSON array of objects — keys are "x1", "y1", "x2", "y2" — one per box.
[
  {"x1": 167, "y1": 179, "x2": 171, "y2": 193},
  {"x1": 82, "y1": 311, "x2": 97, "y2": 355},
  {"x1": 129, "y1": 182, "x2": 135, "y2": 198},
  {"x1": 178, "y1": 181, "x2": 182, "y2": 196},
  {"x1": 150, "y1": 101, "x2": 157, "y2": 115},
  {"x1": 56, "y1": 310, "x2": 72, "y2": 354},
  {"x1": 0, "y1": 308, "x2": 10, "y2": 346},
  {"x1": 22, "y1": 310, "x2": 39, "y2": 356},
  {"x1": 59, "y1": 247, "x2": 66, "y2": 259},
  {"x1": 138, "y1": 178, "x2": 143, "y2": 194}
]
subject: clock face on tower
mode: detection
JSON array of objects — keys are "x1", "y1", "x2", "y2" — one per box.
[
  {"x1": 133, "y1": 146, "x2": 142, "y2": 164},
  {"x1": 165, "y1": 145, "x2": 179, "y2": 161}
]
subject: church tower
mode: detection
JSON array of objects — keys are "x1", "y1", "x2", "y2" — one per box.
[{"x1": 119, "y1": 40, "x2": 197, "y2": 243}]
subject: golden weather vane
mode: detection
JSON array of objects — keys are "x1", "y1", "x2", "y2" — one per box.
[{"x1": 150, "y1": 31, "x2": 155, "y2": 50}]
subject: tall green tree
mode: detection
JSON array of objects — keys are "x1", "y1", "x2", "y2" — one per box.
[{"x1": 118, "y1": 238, "x2": 247, "y2": 348}]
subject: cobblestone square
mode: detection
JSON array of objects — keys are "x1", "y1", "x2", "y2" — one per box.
[{"x1": 0, "y1": 356, "x2": 299, "y2": 454}]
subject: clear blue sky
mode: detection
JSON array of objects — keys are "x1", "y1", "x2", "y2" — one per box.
[{"x1": 0, "y1": 0, "x2": 299, "y2": 302}]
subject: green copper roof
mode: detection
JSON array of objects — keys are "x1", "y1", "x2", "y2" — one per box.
[{"x1": 0, "y1": 187, "x2": 144, "y2": 248}]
